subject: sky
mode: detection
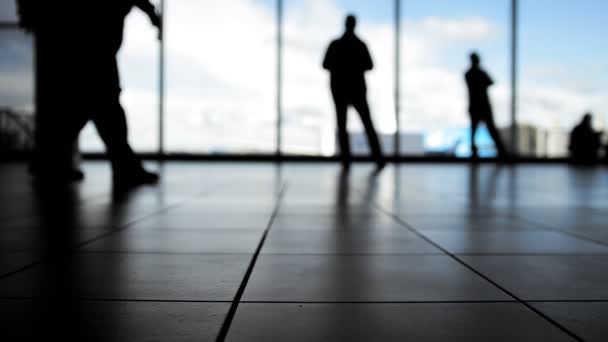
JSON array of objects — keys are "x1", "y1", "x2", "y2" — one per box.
[{"x1": 1, "y1": 0, "x2": 607, "y2": 156}]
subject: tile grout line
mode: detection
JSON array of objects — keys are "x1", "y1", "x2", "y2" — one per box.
[
  {"x1": 513, "y1": 214, "x2": 608, "y2": 249},
  {"x1": 365, "y1": 194, "x2": 585, "y2": 342},
  {"x1": 215, "y1": 182, "x2": 288, "y2": 342}
]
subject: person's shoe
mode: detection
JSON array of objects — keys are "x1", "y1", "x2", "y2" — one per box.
[{"x1": 113, "y1": 168, "x2": 159, "y2": 189}]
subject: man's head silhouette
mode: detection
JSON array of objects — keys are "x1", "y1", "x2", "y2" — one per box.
[
  {"x1": 345, "y1": 15, "x2": 357, "y2": 34},
  {"x1": 583, "y1": 113, "x2": 593, "y2": 126},
  {"x1": 470, "y1": 52, "x2": 481, "y2": 67}
]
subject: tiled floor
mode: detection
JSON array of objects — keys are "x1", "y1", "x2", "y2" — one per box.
[{"x1": 1, "y1": 162, "x2": 607, "y2": 341}]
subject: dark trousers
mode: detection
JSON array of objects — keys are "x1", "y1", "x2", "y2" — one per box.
[
  {"x1": 332, "y1": 89, "x2": 383, "y2": 162},
  {"x1": 34, "y1": 36, "x2": 141, "y2": 177},
  {"x1": 68, "y1": 95, "x2": 141, "y2": 175},
  {"x1": 470, "y1": 111, "x2": 507, "y2": 157},
  {"x1": 33, "y1": 31, "x2": 74, "y2": 176}
]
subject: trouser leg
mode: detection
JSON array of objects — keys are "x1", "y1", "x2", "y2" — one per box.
[
  {"x1": 90, "y1": 95, "x2": 141, "y2": 175},
  {"x1": 470, "y1": 116, "x2": 480, "y2": 158},
  {"x1": 353, "y1": 98, "x2": 383, "y2": 161},
  {"x1": 33, "y1": 34, "x2": 73, "y2": 177},
  {"x1": 484, "y1": 114, "x2": 508, "y2": 157},
  {"x1": 333, "y1": 98, "x2": 351, "y2": 162}
]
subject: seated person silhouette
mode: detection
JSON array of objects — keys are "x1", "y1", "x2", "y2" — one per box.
[
  {"x1": 569, "y1": 113, "x2": 602, "y2": 164},
  {"x1": 323, "y1": 15, "x2": 386, "y2": 169},
  {"x1": 465, "y1": 52, "x2": 509, "y2": 160}
]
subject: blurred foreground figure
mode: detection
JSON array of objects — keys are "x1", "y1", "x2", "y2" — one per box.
[
  {"x1": 569, "y1": 113, "x2": 602, "y2": 165},
  {"x1": 323, "y1": 15, "x2": 386, "y2": 169},
  {"x1": 465, "y1": 52, "x2": 509, "y2": 160},
  {"x1": 17, "y1": 0, "x2": 160, "y2": 188}
]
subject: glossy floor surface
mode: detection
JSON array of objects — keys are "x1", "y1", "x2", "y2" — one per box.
[{"x1": 1, "y1": 162, "x2": 607, "y2": 341}]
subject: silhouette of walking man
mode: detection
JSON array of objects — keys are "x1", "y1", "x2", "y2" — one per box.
[
  {"x1": 465, "y1": 52, "x2": 508, "y2": 160},
  {"x1": 74, "y1": 0, "x2": 161, "y2": 187},
  {"x1": 18, "y1": 0, "x2": 161, "y2": 187},
  {"x1": 323, "y1": 15, "x2": 385, "y2": 169}
]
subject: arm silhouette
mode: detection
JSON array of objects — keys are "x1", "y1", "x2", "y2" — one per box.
[
  {"x1": 323, "y1": 41, "x2": 337, "y2": 71},
  {"x1": 361, "y1": 43, "x2": 373, "y2": 71}
]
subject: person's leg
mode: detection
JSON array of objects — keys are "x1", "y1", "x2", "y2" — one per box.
[
  {"x1": 353, "y1": 97, "x2": 384, "y2": 164},
  {"x1": 484, "y1": 113, "x2": 508, "y2": 158},
  {"x1": 90, "y1": 95, "x2": 141, "y2": 174},
  {"x1": 470, "y1": 114, "x2": 480, "y2": 159},
  {"x1": 333, "y1": 94, "x2": 351, "y2": 164},
  {"x1": 32, "y1": 32, "x2": 77, "y2": 180}
]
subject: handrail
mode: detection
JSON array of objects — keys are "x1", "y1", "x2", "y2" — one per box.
[{"x1": 0, "y1": 107, "x2": 35, "y2": 150}]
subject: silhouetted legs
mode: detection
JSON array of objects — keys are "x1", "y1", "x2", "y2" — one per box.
[
  {"x1": 470, "y1": 116, "x2": 480, "y2": 158},
  {"x1": 470, "y1": 112, "x2": 508, "y2": 159},
  {"x1": 31, "y1": 32, "x2": 80, "y2": 181},
  {"x1": 334, "y1": 99, "x2": 351, "y2": 164},
  {"x1": 90, "y1": 98, "x2": 142, "y2": 175},
  {"x1": 485, "y1": 114, "x2": 507, "y2": 157},
  {"x1": 352, "y1": 98, "x2": 384, "y2": 163},
  {"x1": 332, "y1": 91, "x2": 384, "y2": 167}
]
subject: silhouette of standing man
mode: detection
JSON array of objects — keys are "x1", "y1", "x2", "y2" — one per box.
[
  {"x1": 323, "y1": 15, "x2": 385, "y2": 169},
  {"x1": 465, "y1": 52, "x2": 508, "y2": 160}
]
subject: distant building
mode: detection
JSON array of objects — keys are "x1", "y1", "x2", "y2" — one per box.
[{"x1": 500, "y1": 124, "x2": 569, "y2": 157}]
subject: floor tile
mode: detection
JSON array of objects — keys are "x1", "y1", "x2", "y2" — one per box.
[
  {"x1": 404, "y1": 216, "x2": 542, "y2": 231},
  {"x1": 243, "y1": 255, "x2": 510, "y2": 302},
  {"x1": 532, "y1": 302, "x2": 608, "y2": 342},
  {"x1": 460, "y1": 255, "x2": 608, "y2": 300},
  {"x1": 262, "y1": 229, "x2": 441, "y2": 255},
  {"x1": 226, "y1": 303, "x2": 574, "y2": 342},
  {"x1": 1, "y1": 299, "x2": 229, "y2": 341},
  {"x1": 271, "y1": 213, "x2": 400, "y2": 231},
  {"x1": 0, "y1": 252, "x2": 36, "y2": 277},
  {"x1": 82, "y1": 229, "x2": 262, "y2": 254},
  {"x1": 132, "y1": 213, "x2": 271, "y2": 230},
  {"x1": 0, "y1": 253, "x2": 250, "y2": 301},
  {"x1": 422, "y1": 231, "x2": 608, "y2": 254}
]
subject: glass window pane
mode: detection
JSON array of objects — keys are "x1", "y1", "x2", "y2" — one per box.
[
  {"x1": 0, "y1": 0, "x2": 18, "y2": 23},
  {"x1": 165, "y1": 0, "x2": 277, "y2": 154},
  {"x1": 80, "y1": 8, "x2": 160, "y2": 153},
  {"x1": 519, "y1": 0, "x2": 608, "y2": 157},
  {"x1": 0, "y1": 29, "x2": 34, "y2": 112},
  {"x1": 0, "y1": 29, "x2": 34, "y2": 152},
  {"x1": 401, "y1": 0, "x2": 510, "y2": 157},
  {"x1": 283, "y1": 0, "x2": 395, "y2": 156}
]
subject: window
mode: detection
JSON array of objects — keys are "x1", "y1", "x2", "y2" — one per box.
[
  {"x1": 165, "y1": 0, "x2": 277, "y2": 154},
  {"x1": 518, "y1": 0, "x2": 608, "y2": 157},
  {"x1": 0, "y1": 29, "x2": 34, "y2": 113},
  {"x1": 283, "y1": 0, "x2": 395, "y2": 156},
  {"x1": 400, "y1": 0, "x2": 510, "y2": 157}
]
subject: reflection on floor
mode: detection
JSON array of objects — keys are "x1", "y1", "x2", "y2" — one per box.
[{"x1": 1, "y1": 162, "x2": 607, "y2": 341}]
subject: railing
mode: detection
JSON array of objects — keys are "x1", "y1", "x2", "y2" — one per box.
[{"x1": 0, "y1": 107, "x2": 35, "y2": 154}]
